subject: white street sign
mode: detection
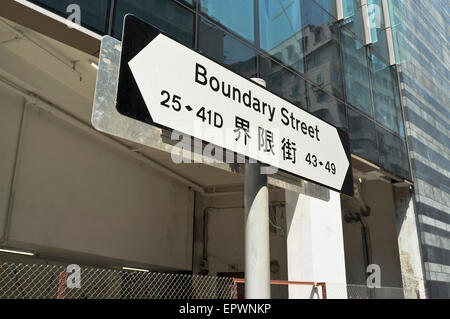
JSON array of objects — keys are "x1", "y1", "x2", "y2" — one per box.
[{"x1": 118, "y1": 15, "x2": 353, "y2": 196}]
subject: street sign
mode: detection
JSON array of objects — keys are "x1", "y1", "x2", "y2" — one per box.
[{"x1": 116, "y1": 15, "x2": 353, "y2": 196}]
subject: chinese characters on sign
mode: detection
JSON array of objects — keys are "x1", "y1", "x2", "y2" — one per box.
[{"x1": 233, "y1": 116, "x2": 298, "y2": 166}]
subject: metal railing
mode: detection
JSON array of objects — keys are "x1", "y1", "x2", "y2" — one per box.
[
  {"x1": 233, "y1": 278, "x2": 327, "y2": 299},
  {"x1": 325, "y1": 282, "x2": 404, "y2": 299}
]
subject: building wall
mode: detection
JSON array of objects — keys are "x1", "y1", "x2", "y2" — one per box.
[
  {"x1": 398, "y1": 0, "x2": 450, "y2": 298},
  {"x1": 192, "y1": 191, "x2": 288, "y2": 278},
  {"x1": 0, "y1": 85, "x2": 23, "y2": 241},
  {"x1": 0, "y1": 84, "x2": 194, "y2": 271},
  {"x1": 285, "y1": 188, "x2": 347, "y2": 299},
  {"x1": 342, "y1": 179, "x2": 403, "y2": 288},
  {"x1": 192, "y1": 186, "x2": 348, "y2": 299},
  {"x1": 393, "y1": 186, "x2": 426, "y2": 299},
  {"x1": 192, "y1": 193, "x2": 246, "y2": 276}
]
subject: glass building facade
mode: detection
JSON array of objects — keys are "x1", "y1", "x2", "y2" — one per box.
[
  {"x1": 392, "y1": 0, "x2": 450, "y2": 298},
  {"x1": 28, "y1": 0, "x2": 411, "y2": 180}
]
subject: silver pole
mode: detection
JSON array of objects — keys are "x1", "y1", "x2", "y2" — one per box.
[{"x1": 244, "y1": 78, "x2": 271, "y2": 299}]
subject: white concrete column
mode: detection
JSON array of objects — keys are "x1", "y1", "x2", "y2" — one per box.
[
  {"x1": 360, "y1": 0, "x2": 373, "y2": 45},
  {"x1": 336, "y1": 0, "x2": 344, "y2": 21},
  {"x1": 382, "y1": 0, "x2": 397, "y2": 65},
  {"x1": 285, "y1": 187, "x2": 347, "y2": 299},
  {"x1": 244, "y1": 78, "x2": 270, "y2": 299}
]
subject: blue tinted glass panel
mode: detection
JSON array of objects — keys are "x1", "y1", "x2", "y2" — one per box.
[
  {"x1": 390, "y1": 66, "x2": 405, "y2": 138},
  {"x1": 180, "y1": 0, "x2": 194, "y2": 6},
  {"x1": 377, "y1": 126, "x2": 410, "y2": 178},
  {"x1": 29, "y1": 0, "x2": 110, "y2": 33},
  {"x1": 370, "y1": 29, "x2": 389, "y2": 67},
  {"x1": 200, "y1": 0, "x2": 254, "y2": 43},
  {"x1": 259, "y1": 0, "x2": 303, "y2": 74},
  {"x1": 308, "y1": 84, "x2": 347, "y2": 129},
  {"x1": 341, "y1": 29, "x2": 373, "y2": 116},
  {"x1": 113, "y1": 0, "x2": 194, "y2": 47},
  {"x1": 342, "y1": 0, "x2": 356, "y2": 19},
  {"x1": 313, "y1": 0, "x2": 337, "y2": 17},
  {"x1": 391, "y1": 26, "x2": 409, "y2": 64},
  {"x1": 367, "y1": 0, "x2": 383, "y2": 43},
  {"x1": 302, "y1": 0, "x2": 344, "y2": 99},
  {"x1": 370, "y1": 51, "x2": 399, "y2": 133},
  {"x1": 260, "y1": 56, "x2": 307, "y2": 110},
  {"x1": 388, "y1": 0, "x2": 403, "y2": 27},
  {"x1": 348, "y1": 108, "x2": 379, "y2": 164},
  {"x1": 387, "y1": 0, "x2": 409, "y2": 63},
  {"x1": 342, "y1": 0, "x2": 364, "y2": 44},
  {"x1": 199, "y1": 18, "x2": 257, "y2": 78}
]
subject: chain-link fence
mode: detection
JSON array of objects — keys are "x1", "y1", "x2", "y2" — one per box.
[
  {"x1": 234, "y1": 281, "x2": 404, "y2": 299},
  {"x1": 0, "y1": 262, "x2": 405, "y2": 299},
  {"x1": 346, "y1": 284, "x2": 404, "y2": 299},
  {"x1": 0, "y1": 262, "x2": 234, "y2": 299}
]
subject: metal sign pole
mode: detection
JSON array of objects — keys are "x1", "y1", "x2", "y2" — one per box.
[{"x1": 244, "y1": 78, "x2": 271, "y2": 299}]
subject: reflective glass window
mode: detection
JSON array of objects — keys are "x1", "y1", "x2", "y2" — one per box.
[
  {"x1": 370, "y1": 51, "x2": 399, "y2": 134},
  {"x1": 341, "y1": 0, "x2": 365, "y2": 43},
  {"x1": 180, "y1": 0, "x2": 194, "y2": 6},
  {"x1": 370, "y1": 29, "x2": 389, "y2": 66},
  {"x1": 340, "y1": 29, "x2": 373, "y2": 116},
  {"x1": 308, "y1": 84, "x2": 347, "y2": 129},
  {"x1": 367, "y1": 0, "x2": 384, "y2": 44},
  {"x1": 343, "y1": 0, "x2": 355, "y2": 19},
  {"x1": 390, "y1": 66, "x2": 405, "y2": 138},
  {"x1": 113, "y1": 0, "x2": 194, "y2": 47},
  {"x1": 388, "y1": 0, "x2": 409, "y2": 63},
  {"x1": 348, "y1": 108, "x2": 379, "y2": 164},
  {"x1": 388, "y1": 0, "x2": 403, "y2": 27},
  {"x1": 259, "y1": 0, "x2": 304, "y2": 74},
  {"x1": 200, "y1": 0, "x2": 255, "y2": 43},
  {"x1": 302, "y1": 0, "x2": 344, "y2": 99},
  {"x1": 368, "y1": 0, "x2": 390, "y2": 64},
  {"x1": 199, "y1": 18, "x2": 257, "y2": 78},
  {"x1": 260, "y1": 56, "x2": 307, "y2": 110},
  {"x1": 377, "y1": 126, "x2": 410, "y2": 178},
  {"x1": 391, "y1": 26, "x2": 409, "y2": 64},
  {"x1": 312, "y1": 0, "x2": 337, "y2": 18}
]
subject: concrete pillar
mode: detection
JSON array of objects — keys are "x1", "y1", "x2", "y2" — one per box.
[
  {"x1": 336, "y1": 0, "x2": 344, "y2": 21},
  {"x1": 244, "y1": 77, "x2": 271, "y2": 299},
  {"x1": 381, "y1": 0, "x2": 397, "y2": 66},
  {"x1": 393, "y1": 186, "x2": 426, "y2": 299},
  {"x1": 244, "y1": 163, "x2": 271, "y2": 299},
  {"x1": 285, "y1": 185, "x2": 347, "y2": 299},
  {"x1": 360, "y1": 0, "x2": 373, "y2": 45}
]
